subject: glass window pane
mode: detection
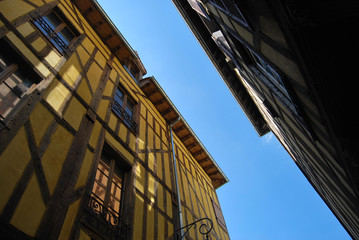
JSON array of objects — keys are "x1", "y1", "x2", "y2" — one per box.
[
  {"x1": 93, "y1": 160, "x2": 110, "y2": 194},
  {"x1": 45, "y1": 12, "x2": 62, "y2": 29},
  {"x1": 12, "y1": 69, "x2": 34, "y2": 89},
  {"x1": 98, "y1": 161, "x2": 110, "y2": 177},
  {"x1": 93, "y1": 184, "x2": 105, "y2": 200},
  {"x1": 96, "y1": 171, "x2": 109, "y2": 186},
  {"x1": 59, "y1": 26, "x2": 75, "y2": 44},
  {"x1": 125, "y1": 100, "x2": 134, "y2": 117},
  {"x1": 109, "y1": 196, "x2": 121, "y2": 213},
  {"x1": 90, "y1": 152, "x2": 127, "y2": 227},
  {"x1": 111, "y1": 181, "x2": 122, "y2": 199},
  {"x1": 112, "y1": 174, "x2": 123, "y2": 188},
  {"x1": 114, "y1": 88, "x2": 124, "y2": 106}
]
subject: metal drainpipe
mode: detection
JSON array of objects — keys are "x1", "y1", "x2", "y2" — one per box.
[{"x1": 169, "y1": 117, "x2": 184, "y2": 239}]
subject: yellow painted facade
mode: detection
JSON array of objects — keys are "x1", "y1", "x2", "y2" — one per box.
[{"x1": 0, "y1": 0, "x2": 229, "y2": 239}]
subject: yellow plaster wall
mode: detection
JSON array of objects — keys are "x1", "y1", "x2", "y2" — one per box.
[
  {"x1": 17, "y1": 22, "x2": 35, "y2": 38},
  {"x1": 146, "y1": 205, "x2": 155, "y2": 240},
  {"x1": 0, "y1": 0, "x2": 35, "y2": 22},
  {"x1": 29, "y1": 103, "x2": 54, "y2": 146},
  {"x1": 78, "y1": 229, "x2": 91, "y2": 240},
  {"x1": 88, "y1": 120, "x2": 102, "y2": 148},
  {"x1": 96, "y1": 99, "x2": 109, "y2": 119},
  {"x1": 44, "y1": 79, "x2": 70, "y2": 113},
  {"x1": 63, "y1": 97, "x2": 87, "y2": 131},
  {"x1": 0, "y1": 127, "x2": 31, "y2": 213},
  {"x1": 31, "y1": 37, "x2": 47, "y2": 52},
  {"x1": 76, "y1": 77, "x2": 92, "y2": 104},
  {"x1": 133, "y1": 192, "x2": 144, "y2": 240},
  {"x1": 41, "y1": 125, "x2": 73, "y2": 194},
  {"x1": 135, "y1": 162, "x2": 146, "y2": 195},
  {"x1": 59, "y1": 199, "x2": 81, "y2": 240},
  {"x1": 10, "y1": 175, "x2": 46, "y2": 237},
  {"x1": 59, "y1": 54, "x2": 82, "y2": 88}
]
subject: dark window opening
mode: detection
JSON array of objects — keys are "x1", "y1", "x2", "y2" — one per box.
[
  {"x1": 123, "y1": 64, "x2": 139, "y2": 83},
  {"x1": 0, "y1": 38, "x2": 41, "y2": 123},
  {"x1": 212, "y1": 0, "x2": 250, "y2": 27},
  {"x1": 227, "y1": 31, "x2": 254, "y2": 65}
]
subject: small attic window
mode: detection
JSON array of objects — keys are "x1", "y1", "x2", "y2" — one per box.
[{"x1": 123, "y1": 64, "x2": 138, "y2": 83}]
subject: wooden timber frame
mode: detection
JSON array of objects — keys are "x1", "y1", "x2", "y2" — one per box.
[
  {"x1": 0, "y1": 0, "x2": 230, "y2": 240},
  {"x1": 139, "y1": 76, "x2": 228, "y2": 189}
]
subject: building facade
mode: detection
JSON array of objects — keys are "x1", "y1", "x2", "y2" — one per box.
[
  {"x1": 0, "y1": 0, "x2": 230, "y2": 239},
  {"x1": 171, "y1": 0, "x2": 359, "y2": 239}
]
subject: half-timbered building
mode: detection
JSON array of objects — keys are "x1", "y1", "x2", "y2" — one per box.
[
  {"x1": 171, "y1": 0, "x2": 359, "y2": 239},
  {"x1": 0, "y1": 0, "x2": 230, "y2": 239}
]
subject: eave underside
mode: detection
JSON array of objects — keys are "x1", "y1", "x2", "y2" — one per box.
[{"x1": 140, "y1": 77, "x2": 228, "y2": 189}]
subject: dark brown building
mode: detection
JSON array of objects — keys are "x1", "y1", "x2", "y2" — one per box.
[{"x1": 171, "y1": 0, "x2": 359, "y2": 239}]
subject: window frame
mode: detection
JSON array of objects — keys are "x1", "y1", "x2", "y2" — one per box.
[
  {"x1": 123, "y1": 65, "x2": 138, "y2": 83},
  {"x1": 32, "y1": 6, "x2": 79, "y2": 55},
  {"x1": 86, "y1": 142, "x2": 132, "y2": 238},
  {"x1": 0, "y1": 37, "x2": 41, "y2": 126},
  {"x1": 112, "y1": 85, "x2": 138, "y2": 133},
  {"x1": 210, "y1": 0, "x2": 250, "y2": 28},
  {"x1": 90, "y1": 151, "x2": 126, "y2": 227}
]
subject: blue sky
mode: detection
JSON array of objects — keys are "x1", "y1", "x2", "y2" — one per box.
[{"x1": 97, "y1": 1, "x2": 351, "y2": 239}]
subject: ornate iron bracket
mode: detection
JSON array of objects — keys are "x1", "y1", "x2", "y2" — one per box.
[{"x1": 176, "y1": 217, "x2": 213, "y2": 240}]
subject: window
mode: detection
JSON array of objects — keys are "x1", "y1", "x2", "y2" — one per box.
[
  {"x1": 212, "y1": 0, "x2": 250, "y2": 27},
  {"x1": 249, "y1": 51, "x2": 300, "y2": 116},
  {"x1": 188, "y1": 0, "x2": 211, "y2": 20},
  {"x1": 212, "y1": 30, "x2": 234, "y2": 59},
  {"x1": 123, "y1": 65, "x2": 138, "y2": 83},
  {"x1": 251, "y1": 52, "x2": 285, "y2": 90},
  {"x1": 0, "y1": 38, "x2": 41, "y2": 125},
  {"x1": 89, "y1": 151, "x2": 125, "y2": 227},
  {"x1": 33, "y1": 7, "x2": 79, "y2": 53},
  {"x1": 227, "y1": 31, "x2": 254, "y2": 65},
  {"x1": 112, "y1": 86, "x2": 137, "y2": 132}
]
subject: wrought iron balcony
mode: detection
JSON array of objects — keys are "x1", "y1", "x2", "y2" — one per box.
[
  {"x1": 32, "y1": 14, "x2": 69, "y2": 53},
  {"x1": 86, "y1": 194, "x2": 129, "y2": 239},
  {"x1": 112, "y1": 101, "x2": 137, "y2": 133}
]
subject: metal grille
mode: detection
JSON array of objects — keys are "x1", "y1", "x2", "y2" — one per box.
[
  {"x1": 88, "y1": 194, "x2": 129, "y2": 239},
  {"x1": 112, "y1": 101, "x2": 137, "y2": 132},
  {"x1": 32, "y1": 14, "x2": 69, "y2": 53}
]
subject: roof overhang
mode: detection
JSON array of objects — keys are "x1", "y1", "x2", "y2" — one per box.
[
  {"x1": 171, "y1": 0, "x2": 269, "y2": 136},
  {"x1": 140, "y1": 76, "x2": 228, "y2": 189},
  {"x1": 72, "y1": 0, "x2": 147, "y2": 75}
]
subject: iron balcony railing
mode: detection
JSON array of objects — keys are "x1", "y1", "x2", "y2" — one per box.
[
  {"x1": 32, "y1": 14, "x2": 69, "y2": 53},
  {"x1": 112, "y1": 101, "x2": 137, "y2": 133},
  {"x1": 88, "y1": 194, "x2": 129, "y2": 239}
]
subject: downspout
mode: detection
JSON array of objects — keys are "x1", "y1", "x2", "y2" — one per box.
[{"x1": 169, "y1": 117, "x2": 184, "y2": 239}]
